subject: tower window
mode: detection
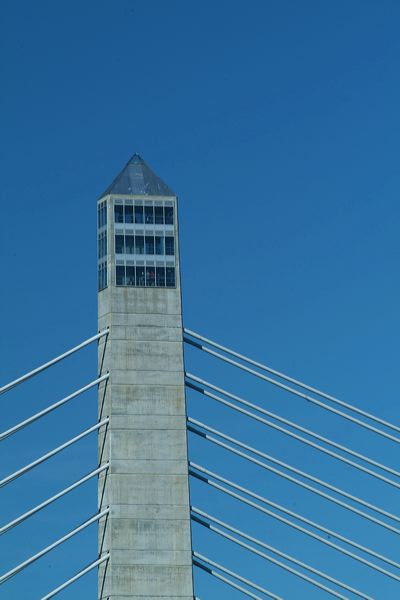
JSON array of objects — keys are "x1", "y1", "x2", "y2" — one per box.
[
  {"x1": 115, "y1": 235, "x2": 125, "y2": 254},
  {"x1": 115, "y1": 205, "x2": 124, "y2": 223},
  {"x1": 116, "y1": 265, "x2": 125, "y2": 285},
  {"x1": 135, "y1": 235, "x2": 144, "y2": 254},
  {"x1": 166, "y1": 267, "x2": 175, "y2": 287},
  {"x1": 135, "y1": 205, "x2": 144, "y2": 223},
  {"x1": 155, "y1": 206, "x2": 164, "y2": 224},
  {"x1": 155, "y1": 235, "x2": 164, "y2": 255},
  {"x1": 125, "y1": 235, "x2": 134, "y2": 254},
  {"x1": 126, "y1": 265, "x2": 135, "y2": 285},
  {"x1": 145, "y1": 206, "x2": 154, "y2": 224},
  {"x1": 125, "y1": 205, "x2": 134, "y2": 223},
  {"x1": 165, "y1": 206, "x2": 174, "y2": 224},
  {"x1": 165, "y1": 236, "x2": 174, "y2": 255},
  {"x1": 145, "y1": 236, "x2": 155, "y2": 255}
]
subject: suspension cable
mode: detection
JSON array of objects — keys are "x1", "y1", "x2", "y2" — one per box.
[
  {"x1": 186, "y1": 377, "x2": 400, "y2": 486},
  {"x1": 193, "y1": 552, "x2": 281, "y2": 600},
  {"x1": 189, "y1": 463, "x2": 400, "y2": 579},
  {"x1": 0, "y1": 463, "x2": 109, "y2": 536},
  {"x1": 0, "y1": 374, "x2": 109, "y2": 442},
  {"x1": 184, "y1": 328, "x2": 400, "y2": 436},
  {"x1": 0, "y1": 508, "x2": 109, "y2": 585},
  {"x1": 187, "y1": 383, "x2": 400, "y2": 523},
  {"x1": 0, "y1": 418, "x2": 109, "y2": 489},
  {"x1": 192, "y1": 510, "x2": 367, "y2": 599},
  {"x1": 184, "y1": 336, "x2": 400, "y2": 444},
  {"x1": 40, "y1": 553, "x2": 110, "y2": 600},
  {"x1": 188, "y1": 419, "x2": 400, "y2": 533},
  {"x1": 0, "y1": 329, "x2": 109, "y2": 396}
]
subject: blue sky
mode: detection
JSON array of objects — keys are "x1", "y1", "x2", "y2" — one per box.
[{"x1": 1, "y1": 0, "x2": 400, "y2": 598}]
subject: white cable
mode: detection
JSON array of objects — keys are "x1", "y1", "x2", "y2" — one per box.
[
  {"x1": 40, "y1": 554, "x2": 110, "y2": 600},
  {"x1": 184, "y1": 336, "x2": 400, "y2": 444},
  {"x1": 0, "y1": 374, "x2": 109, "y2": 442},
  {"x1": 188, "y1": 419, "x2": 400, "y2": 535},
  {"x1": 0, "y1": 463, "x2": 109, "y2": 535},
  {"x1": 0, "y1": 329, "x2": 109, "y2": 395},
  {"x1": 0, "y1": 508, "x2": 109, "y2": 584},
  {"x1": 0, "y1": 418, "x2": 109, "y2": 488},
  {"x1": 192, "y1": 511, "x2": 368, "y2": 599},
  {"x1": 186, "y1": 377, "x2": 400, "y2": 487},
  {"x1": 184, "y1": 328, "x2": 400, "y2": 436},
  {"x1": 193, "y1": 552, "x2": 281, "y2": 600},
  {"x1": 189, "y1": 463, "x2": 400, "y2": 580},
  {"x1": 186, "y1": 388, "x2": 400, "y2": 525}
]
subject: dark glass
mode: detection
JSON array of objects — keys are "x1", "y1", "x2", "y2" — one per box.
[
  {"x1": 145, "y1": 236, "x2": 155, "y2": 254},
  {"x1": 166, "y1": 267, "x2": 175, "y2": 287},
  {"x1": 165, "y1": 236, "x2": 174, "y2": 255},
  {"x1": 104, "y1": 235, "x2": 107, "y2": 257},
  {"x1": 156, "y1": 267, "x2": 166, "y2": 287},
  {"x1": 155, "y1": 236, "x2": 164, "y2": 255},
  {"x1": 98, "y1": 207, "x2": 101, "y2": 229},
  {"x1": 125, "y1": 205, "x2": 134, "y2": 223},
  {"x1": 165, "y1": 206, "x2": 174, "y2": 224},
  {"x1": 115, "y1": 205, "x2": 124, "y2": 223},
  {"x1": 145, "y1": 205, "x2": 154, "y2": 224},
  {"x1": 135, "y1": 205, "x2": 144, "y2": 223},
  {"x1": 125, "y1": 235, "x2": 134, "y2": 254},
  {"x1": 146, "y1": 267, "x2": 156, "y2": 286},
  {"x1": 103, "y1": 204, "x2": 107, "y2": 226},
  {"x1": 116, "y1": 265, "x2": 125, "y2": 285},
  {"x1": 136, "y1": 266, "x2": 145, "y2": 286},
  {"x1": 115, "y1": 235, "x2": 125, "y2": 254},
  {"x1": 103, "y1": 265, "x2": 107, "y2": 288},
  {"x1": 126, "y1": 265, "x2": 135, "y2": 285},
  {"x1": 154, "y1": 206, "x2": 164, "y2": 224},
  {"x1": 98, "y1": 266, "x2": 102, "y2": 290},
  {"x1": 135, "y1": 235, "x2": 144, "y2": 254}
]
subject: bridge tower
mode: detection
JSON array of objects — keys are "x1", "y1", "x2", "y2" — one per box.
[{"x1": 97, "y1": 154, "x2": 194, "y2": 598}]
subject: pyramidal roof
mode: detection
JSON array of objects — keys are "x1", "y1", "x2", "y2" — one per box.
[{"x1": 101, "y1": 153, "x2": 174, "y2": 197}]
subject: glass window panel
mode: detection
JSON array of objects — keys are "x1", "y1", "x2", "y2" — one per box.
[
  {"x1": 116, "y1": 265, "x2": 125, "y2": 286},
  {"x1": 165, "y1": 206, "x2": 174, "y2": 224},
  {"x1": 125, "y1": 235, "x2": 134, "y2": 254},
  {"x1": 125, "y1": 205, "x2": 134, "y2": 223},
  {"x1": 103, "y1": 204, "x2": 107, "y2": 226},
  {"x1": 154, "y1": 206, "x2": 164, "y2": 224},
  {"x1": 98, "y1": 207, "x2": 101, "y2": 229},
  {"x1": 126, "y1": 265, "x2": 135, "y2": 285},
  {"x1": 145, "y1": 205, "x2": 154, "y2": 224},
  {"x1": 135, "y1": 235, "x2": 144, "y2": 254},
  {"x1": 135, "y1": 205, "x2": 144, "y2": 223},
  {"x1": 146, "y1": 267, "x2": 156, "y2": 286},
  {"x1": 166, "y1": 267, "x2": 175, "y2": 287},
  {"x1": 156, "y1": 267, "x2": 166, "y2": 287},
  {"x1": 136, "y1": 266, "x2": 145, "y2": 286},
  {"x1": 115, "y1": 235, "x2": 125, "y2": 254},
  {"x1": 145, "y1": 236, "x2": 155, "y2": 254},
  {"x1": 104, "y1": 234, "x2": 107, "y2": 257},
  {"x1": 155, "y1": 236, "x2": 164, "y2": 255},
  {"x1": 103, "y1": 265, "x2": 107, "y2": 288},
  {"x1": 165, "y1": 236, "x2": 175, "y2": 255},
  {"x1": 115, "y1": 205, "x2": 124, "y2": 223}
]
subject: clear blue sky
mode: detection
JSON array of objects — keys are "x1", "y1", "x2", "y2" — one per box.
[{"x1": 1, "y1": 1, "x2": 400, "y2": 598}]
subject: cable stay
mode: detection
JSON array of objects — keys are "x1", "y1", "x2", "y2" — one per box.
[
  {"x1": 0, "y1": 463, "x2": 109, "y2": 536},
  {"x1": 0, "y1": 418, "x2": 109, "y2": 489},
  {"x1": 0, "y1": 508, "x2": 109, "y2": 585},
  {"x1": 193, "y1": 552, "x2": 282, "y2": 600},
  {"x1": 186, "y1": 376, "x2": 400, "y2": 486},
  {"x1": 192, "y1": 508, "x2": 369, "y2": 599},
  {"x1": 0, "y1": 329, "x2": 109, "y2": 396},
  {"x1": 0, "y1": 374, "x2": 109, "y2": 442},
  {"x1": 189, "y1": 420, "x2": 400, "y2": 536},
  {"x1": 40, "y1": 553, "x2": 110, "y2": 600},
  {"x1": 189, "y1": 463, "x2": 400, "y2": 580},
  {"x1": 184, "y1": 332, "x2": 400, "y2": 444}
]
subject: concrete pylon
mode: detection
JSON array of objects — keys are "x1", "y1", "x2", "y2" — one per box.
[{"x1": 97, "y1": 155, "x2": 194, "y2": 598}]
